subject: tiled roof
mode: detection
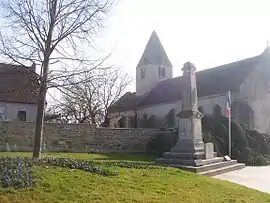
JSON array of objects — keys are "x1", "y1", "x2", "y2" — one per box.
[
  {"x1": 110, "y1": 54, "x2": 262, "y2": 113},
  {"x1": 108, "y1": 92, "x2": 144, "y2": 114},
  {"x1": 0, "y1": 63, "x2": 40, "y2": 104},
  {"x1": 139, "y1": 55, "x2": 261, "y2": 106}
]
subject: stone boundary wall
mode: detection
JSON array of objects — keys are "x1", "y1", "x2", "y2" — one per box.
[{"x1": 0, "y1": 121, "x2": 170, "y2": 153}]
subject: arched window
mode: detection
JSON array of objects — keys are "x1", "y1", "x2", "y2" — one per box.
[
  {"x1": 140, "y1": 67, "x2": 145, "y2": 79},
  {"x1": 158, "y1": 66, "x2": 165, "y2": 77},
  {"x1": 213, "y1": 104, "x2": 222, "y2": 117}
]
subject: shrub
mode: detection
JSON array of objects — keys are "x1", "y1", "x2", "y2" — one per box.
[
  {"x1": 202, "y1": 115, "x2": 270, "y2": 166},
  {"x1": 202, "y1": 131, "x2": 213, "y2": 143},
  {"x1": 229, "y1": 146, "x2": 267, "y2": 166},
  {"x1": 202, "y1": 115, "x2": 249, "y2": 156},
  {"x1": 247, "y1": 131, "x2": 270, "y2": 155},
  {"x1": 244, "y1": 149, "x2": 268, "y2": 166},
  {"x1": 146, "y1": 131, "x2": 177, "y2": 156}
]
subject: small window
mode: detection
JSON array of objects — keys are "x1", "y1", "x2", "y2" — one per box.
[
  {"x1": 140, "y1": 67, "x2": 145, "y2": 79},
  {"x1": 158, "y1": 66, "x2": 165, "y2": 77},
  {"x1": 17, "y1": 111, "x2": 26, "y2": 121}
]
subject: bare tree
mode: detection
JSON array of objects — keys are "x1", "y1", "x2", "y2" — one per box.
[
  {"x1": 0, "y1": 0, "x2": 114, "y2": 158},
  {"x1": 55, "y1": 66, "x2": 131, "y2": 125},
  {"x1": 45, "y1": 106, "x2": 70, "y2": 123}
]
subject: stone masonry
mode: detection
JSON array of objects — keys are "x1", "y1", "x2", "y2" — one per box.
[
  {"x1": 156, "y1": 62, "x2": 245, "y2": 176},
  {"x1": 0, "y1": 121, "x2": 164, "y2": 153}
]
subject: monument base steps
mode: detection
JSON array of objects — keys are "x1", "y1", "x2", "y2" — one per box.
[{"x1": 156, "y1": 154, "x2": 245, "y2": 177}]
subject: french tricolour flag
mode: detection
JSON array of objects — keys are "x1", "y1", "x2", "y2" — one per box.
[{"x1": 225, "y1": 91, "x2": 231, "y2": 118}]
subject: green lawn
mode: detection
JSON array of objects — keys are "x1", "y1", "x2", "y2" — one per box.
[{"x1": 0, "y1": 152, "x2": 270, "y2": 203}]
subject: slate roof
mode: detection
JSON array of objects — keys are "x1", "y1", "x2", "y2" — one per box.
[
  {"x1": 139, "y1": 55, "x2": 261, "y2": 106},
  {"x1": 137, "y1": 31, "x2": 172, "y2": 67},
  {"x1": 0, "y1": 63, "x2": 40, "y2": 104},
  {"x1": 108, "y1": 92, "x2": 144, "y2": 114},
  {"x1": 109, "y1": 54, "x2": 262, "y2": 113}
]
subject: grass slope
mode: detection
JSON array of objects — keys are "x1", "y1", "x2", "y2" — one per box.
[{"x1": 0, "y1": 152, "x2": 270, "y2": 203}]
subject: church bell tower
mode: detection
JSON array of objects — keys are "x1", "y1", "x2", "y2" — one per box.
[{"x1": 136, "y1": 31, "x2": 173, "y2": 95}]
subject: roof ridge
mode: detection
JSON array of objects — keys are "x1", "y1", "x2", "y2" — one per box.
[
  {"x1": 0, "y1": 62, "x2": 32, "y2": 69},
  {"x1": 196, "y1": 55, "x2": 261, "y2": 74},
  {"x1": 156, "y1": 54, "x2": 262, "y2": 84}
]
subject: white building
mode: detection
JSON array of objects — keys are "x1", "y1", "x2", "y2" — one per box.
[
  {"x1": 0, "y1": 63, "x2": 39, "y2": 121},
  {"x1": 109, "y1": 31, "x2": 270, "y2": 134}
]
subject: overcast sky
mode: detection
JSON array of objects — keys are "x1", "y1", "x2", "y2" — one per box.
[{"x1": 92, "y1": 0, "x2": 270, "y2": 92}]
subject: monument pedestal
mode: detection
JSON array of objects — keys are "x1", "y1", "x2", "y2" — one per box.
[
  {"x1": 156, "y1": 111, "x2": 245, "y2": 176},
  {"x1": 156, "y1": 62, "x2": 245, "y2": 176}
]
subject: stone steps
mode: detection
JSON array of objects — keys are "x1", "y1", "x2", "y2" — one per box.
[
  {"x1": 162, "y1": 160, "x2": 238, "y2": 173},
  {"x1": 157, "y1": 159, "x2": 239, "y2": 173},
  {"x1": 195, "y1": 160, "x2": 238, "y2": 173},
  {"x1": 200, "y1": 163, "x2": 246, "y2": 177},
  {"x1": 156, "y1": 157, "x2": 224, "y2": 167},
  {"x1": 156, "y1": 156, "x2": 245, "y2": 176}
]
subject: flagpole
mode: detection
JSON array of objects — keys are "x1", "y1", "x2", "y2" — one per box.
[{"x1": 228, "y1": 91, "x2": 232, "y2": 157}]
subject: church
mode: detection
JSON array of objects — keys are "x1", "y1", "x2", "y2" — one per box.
[{"x1": 108, "y1": 31, "x2": 270, "y2": 134}]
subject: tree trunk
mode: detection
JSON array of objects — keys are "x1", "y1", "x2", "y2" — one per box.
[
  {"x1": 32, "y1": 0, "x2": 56, "y2": 158},
  {"x1": 33, "y1": 60, "x2": 49, "y2": 158},
  {"x1": 32, "y1": 78, "x2": 47, "y2": 158}
]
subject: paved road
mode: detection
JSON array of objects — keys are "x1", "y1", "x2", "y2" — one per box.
[{"x1": 215, "y1": 166, "x2": 270, "y2": 193}]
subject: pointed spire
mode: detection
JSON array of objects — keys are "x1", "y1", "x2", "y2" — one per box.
[{"x1": 137, "y1": 30, "x2": 172, "y2": 67}]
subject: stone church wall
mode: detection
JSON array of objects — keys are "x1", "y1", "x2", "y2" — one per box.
[
  {"x1": 138, "y1": 101, "x2": 181, "y2": 121},
  {"x1": 198, "y1": 94, "x2": 227, "y2": 115},
  {"x1": 0, "y1": 121, "x2": 162, "y2": 153},
  {"x1": 137, "y1": 94, "x2": 227, "y2": 128},
  {"x1": 108, "y1": 110, "x2": 135, "y2": 128},
  {"x1": 239, "y1": 57, "x2": 270, "y2": 134}
]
